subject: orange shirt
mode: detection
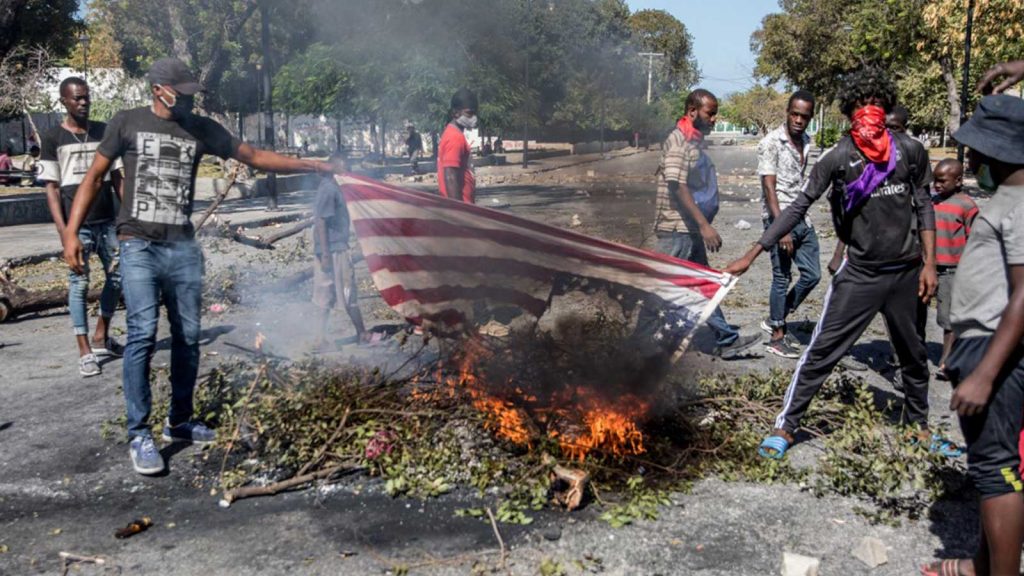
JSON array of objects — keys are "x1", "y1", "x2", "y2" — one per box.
[{"x1": 437, "y1": 123, "x2": 475, "y2": 203}]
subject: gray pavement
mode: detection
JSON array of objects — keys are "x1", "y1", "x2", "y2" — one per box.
[{"x1": 0, "y1": 146, "x2": 979, "y2": 575}]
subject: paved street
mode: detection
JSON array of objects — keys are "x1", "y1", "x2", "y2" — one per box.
[{"x1": 0, "y1": 145, "x2": 976, "y2": 575}]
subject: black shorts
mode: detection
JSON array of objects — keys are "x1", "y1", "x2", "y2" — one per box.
[{"x1": 947, "y1": 337, "x2": 1024, "y2": 499}]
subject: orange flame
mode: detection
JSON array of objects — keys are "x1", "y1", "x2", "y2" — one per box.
[
  {"x1": 428, "y1": 339, "x2": 648, "y2": 461},
  {"x1": 254, "y1": 332, "x2": 266, "y2": 351}
]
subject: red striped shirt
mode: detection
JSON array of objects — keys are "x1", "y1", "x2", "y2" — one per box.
[{"x1": 934, "y1": 193, "x2": 978, "y2": 267}]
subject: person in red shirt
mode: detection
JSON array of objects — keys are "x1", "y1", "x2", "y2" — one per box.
[{"x1": 437, "y1": 88, "x2": 478, "y2": 203}]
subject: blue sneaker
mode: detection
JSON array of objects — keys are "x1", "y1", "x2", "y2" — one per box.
[
  {"x1": 162, "y1": 419, "x2": 216, "y2": 445},
  {"x1": 129, "y1": 436, "x2": 165, "y2": 475}
]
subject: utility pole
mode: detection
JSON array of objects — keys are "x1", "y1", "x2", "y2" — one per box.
[
  {"x1": 957, "y1": 0, "x2": 975, "y2": 164},
  {"x1": 638, "y1": 52, "x2": 664, "y2": 104},
  {"x1": 260, "y1": 0, "x2": 278, "y2": 210},
  {"x1": 522, "y1": 0, "x2": 532, "y2": 169}
]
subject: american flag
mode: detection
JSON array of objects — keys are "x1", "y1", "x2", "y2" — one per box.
[{"x1": 337, "y1": 174, "x2": 735, "y2": 357}]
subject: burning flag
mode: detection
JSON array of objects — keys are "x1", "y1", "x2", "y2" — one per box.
[{"x1": 338, "y1": 174, "x2": 735, "y2": 359}]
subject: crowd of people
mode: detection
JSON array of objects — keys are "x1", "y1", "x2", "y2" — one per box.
[{"x1": 40, "y1": 50, "x2": 1024, "y2": 572}]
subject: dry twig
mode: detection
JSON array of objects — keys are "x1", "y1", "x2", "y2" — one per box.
[{"x1": 484, "y1": 507, "x2": 507, "y2": 569}]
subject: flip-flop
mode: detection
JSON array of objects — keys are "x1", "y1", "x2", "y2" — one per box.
[
  {"x1": 920, "y1": 558, "x2": 967, "y2": 576},
  {"x1": 929, "y1": 435, "x2": 963, "y2": 458},
  {"x1": 758, "y1": 435, "x2": 790, "y2": 460}
]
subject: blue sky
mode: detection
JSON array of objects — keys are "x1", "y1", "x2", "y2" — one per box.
[{"x1": 627, "y1": 0, "x2": 777, "y2": 97}]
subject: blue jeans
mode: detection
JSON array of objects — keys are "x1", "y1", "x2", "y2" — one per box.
[
  {"x1": 119, "y1": 239, "x2": 203, "y2": 438},
  {"x1": 69, "y1": 223, "x2": 121, "y2": 336},
  {"x1": 764, "y1": 218, "x2": 821, "y2": 329},
  {"x1": 656, "y1": 232, "x2": 738, "y2": 347}
]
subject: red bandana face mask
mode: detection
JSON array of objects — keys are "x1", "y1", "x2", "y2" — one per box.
[
  {"x1": 676, "y1": 116, "x2": 704, "y2": 142},
  {"x1": 850, "y1": 105, "x2": 891, "y2": 163}
]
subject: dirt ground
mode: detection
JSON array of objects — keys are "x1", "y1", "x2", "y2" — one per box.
[{"x1": 0, "y1": 146, "x2": 978, "y2": 575}]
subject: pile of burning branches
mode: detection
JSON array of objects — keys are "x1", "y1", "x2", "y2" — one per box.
[{"x1": 124, "y1": 319, "x2": 963, "y2": 527}]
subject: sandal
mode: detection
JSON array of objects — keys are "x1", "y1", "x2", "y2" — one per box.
[
  {"x1": 920, "y1": 558, "x2": 967, "y2": 576},
  {"x1": 758, "y1": 435, "x2": 791, "y2": 460},
  {"x1": 929, "y1": 435, "x2": 963, "y2": 458}
]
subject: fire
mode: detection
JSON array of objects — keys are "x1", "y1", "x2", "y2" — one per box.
[
  {"x1": 254, "y1": 331, "x2": 266, "y2": 351},
  {"x1": 430, "y1": 339, "x2": 649, "y2": 462}
]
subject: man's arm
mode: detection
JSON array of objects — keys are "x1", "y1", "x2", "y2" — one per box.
[
  {"x1": 950, "y1": 265, "x2": 1024, "y2": 416},
  {"x1": 912, "y1": 142, "x2": 938, "y2": 302},
  {"x1": 444, "y1": 167, "x2": 463, "y2": 201},
  {"x1": 63, "y1": 152, "x2": 115, "y2": 274},
  {"x1": 669, "y1": 179, "x2": 721, "y2": 252},
  {"x1": 761, "y1": 174, "x2": 794, "y2": 255},
  {"x1": 44, "y1": 182, "x2": 66, "y2": 238},
  {"x1": 314, "y1": 218, "x2": 332, "y2": 269},
  {"x1": 977, "y1": 60, "x2": 1024, "y2": 94},
  {"x1": 233, "y1": 143, "x2": 333, "y2": 174},
  {"x1": 112, "y1": 169, "x2": 124, "y2": 202}
]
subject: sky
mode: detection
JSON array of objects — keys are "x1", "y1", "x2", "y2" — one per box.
[{"x1": 627, "y1": 0, "x2": 777, "y2": 97}]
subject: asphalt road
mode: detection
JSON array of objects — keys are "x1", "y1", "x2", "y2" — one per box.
[{"x1": 0, "y1": 146, "x2": 978, "y2": 575}]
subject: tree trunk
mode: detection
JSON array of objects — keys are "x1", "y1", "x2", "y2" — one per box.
[
  {"x1": 21, "y1": 110, "x2": 40, "y2": 147},
  {"x1": 166, "y1": 3, "x2": 193, "y2": 67},
  {"x1": 336, "y1": 117, "x2": 342, "y2": 151},
  {"x1": 940, "y1": 56, "x2": 961, "y2": 136}
]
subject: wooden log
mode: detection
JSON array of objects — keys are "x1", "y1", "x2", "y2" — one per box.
[
  {"x1": 220, "y1": 464, "x2": 347, "y2": 506},
  {"x1": 0, "y1": 276, "x2": 101, "y2": 322},
  {"x1": 259, "y1": 217, "x2": 313, "y2": 246}
]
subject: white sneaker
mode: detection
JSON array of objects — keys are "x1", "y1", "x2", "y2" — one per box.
[{"x1": 79, "y1": 353, "x2": 101, "y2": 377}]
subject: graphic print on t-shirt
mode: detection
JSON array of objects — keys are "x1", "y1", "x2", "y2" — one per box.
[{"x1": 133, "y1": 131, "x2": 196, "y2": 225}]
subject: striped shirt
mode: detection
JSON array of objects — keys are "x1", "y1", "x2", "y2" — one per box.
[
  {"x1": 934, "y1": 192, "x2": 978, "y2": 267},
  {"x1": 654, "y1": 129, "x2": 711, "y2": 235}
]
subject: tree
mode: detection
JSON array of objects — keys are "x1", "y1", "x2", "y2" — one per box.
[
  {"x1": 628, "y1": 9, "x2": 699, "y2": 93},
  {"x1": 0, "y1": 45, "x2": 56, "y2": 142},
  {"x1": 0, "y1": 0, "x2": 81, "y2": 63},
  {"x1": 719, "y1": 85, "x2": 789, "y2": 135}
]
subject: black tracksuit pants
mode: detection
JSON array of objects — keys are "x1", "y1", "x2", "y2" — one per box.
[{"x1": 775, "y1": 260, "x2": 930, "y2": 434}]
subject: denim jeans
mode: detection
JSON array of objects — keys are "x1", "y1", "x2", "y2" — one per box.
[
  {"x1": 69, "y1": 222, "x2": 121, "y2": 336},
  {"x1": 119, "y1": 238, "x2": 203, "y2": 438},
  {"x1": 764, "y1": 218, "x2": 821, "y2": 329},
  {"x1": 656, "y1": 231, "x2": 738, "y2": 347}
]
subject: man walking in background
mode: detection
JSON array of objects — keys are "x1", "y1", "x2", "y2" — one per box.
[
  {"x1": 62, "y1": 58, "x2": 349, "y2": 476},
  {"x1": 652, "y1": 88, "x2": 760, "y2": 359},
  {"x1": 41, "y1": 76, "x2": 124, "y2": 377},
  {"x1": 438, "y1": 88, "x2": 478, "y2": 204},
  {"x1": 405, "y1": 123, "x2": 423, "y2": 175},
  {"x1": 756, "y1": 90, "x2": 820, "y2": 359}
]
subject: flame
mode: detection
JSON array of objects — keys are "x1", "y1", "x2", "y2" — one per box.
[
  {"x1": 254, "y1": 332, "x2": 266, "y2": 351},
  {"x1": 427, "y1": 339, "x2": 648, "y2": 461}
]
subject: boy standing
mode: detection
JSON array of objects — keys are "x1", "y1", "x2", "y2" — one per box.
[
  {"x1": 922, "y1": 94, "x2": 1024, "y2": 576},
  {"x1": 438, "y1": 88, "x2": 478, "y2": 204},
  {"x1": 313, "y1": 153, "x2": 366, "y2": 349},
  {"x1": 931, "y1": 158, "x2": 977, "y2": 379},
  {"x1": 40, "y1": 76, "x2": 123, "y2": 377}
]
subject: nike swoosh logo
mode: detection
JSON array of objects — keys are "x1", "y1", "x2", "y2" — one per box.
[{"x1": 849, "y1": 159, "x2": 862, "y2": 167}]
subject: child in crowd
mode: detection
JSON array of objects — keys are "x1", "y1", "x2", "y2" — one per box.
[{"x1": 930, "y1": 159, "x2": 977, "y2": 380}]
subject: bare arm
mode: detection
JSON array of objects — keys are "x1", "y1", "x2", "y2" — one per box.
[
  {"x1": 669, "y1": 180, "x2": 721, "y2": 252},
  {"x1": 761, "y1": 174, "x2": 794, "y2": 255},
  {"x1": 314, "y1": 218, "x2": 332, "y2": 268},
  {"x1": 919, "y1": 229, "x2": 938, "y2": 303},
  {"x1": 233, "y1": 143, "x2": 333, "y2": 174},
  {"x1": 977, "y1": 60, "x2": 1024, "y2": 94},
  {"x1": 951, "y1": 265, "x2": 1024, "y2": 416},
  {"x1": 444, "y1": 167, "x2": 462, "y2": 201},
  {"x1": 44, "y1": 181, "x2": 66, "y2": 238},
  {"x1": 62, "y1": 152, "x2": 114, "y2": 273}
]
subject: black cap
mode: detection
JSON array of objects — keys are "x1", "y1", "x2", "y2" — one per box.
[
  {"x1": 450, "y1": 88, "x2": 479, "y2": 112},
  {"x1": 953, "y1": 94, "x2": 1024, "y2": 165},
  {"x1": 147, "y1": 57, "x2": 203, "y2": 95}
]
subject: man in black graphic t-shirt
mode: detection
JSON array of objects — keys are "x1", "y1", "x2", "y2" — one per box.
[
  {"x1": 62, "y1": 58, "x2": 347, "y2": 476},
  {"x1": 41, "y1": 76, "x2": 124, "y2": 378}
]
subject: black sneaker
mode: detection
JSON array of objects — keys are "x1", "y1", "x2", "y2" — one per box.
[
  {"x1": 765, "y1": 337, "x2": 801, "y2": 359},
  {"x1": 715, "y1": 334, "x2": 762, "y2": 359}
]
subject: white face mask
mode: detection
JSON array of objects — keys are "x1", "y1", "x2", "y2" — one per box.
[{"x1": 456, "y1": 114, "x2": 478, "y2": 130}]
